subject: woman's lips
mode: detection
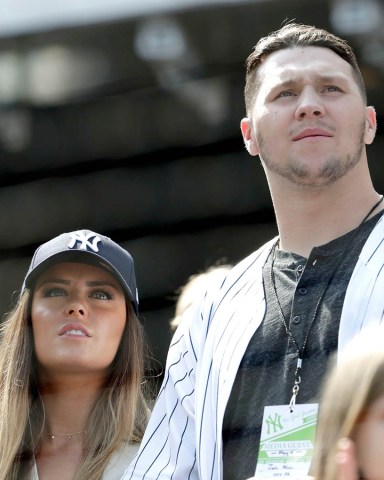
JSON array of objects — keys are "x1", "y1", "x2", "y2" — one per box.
[{"x1": 59, "y1": 323, "x2": 91, "y2": 337}]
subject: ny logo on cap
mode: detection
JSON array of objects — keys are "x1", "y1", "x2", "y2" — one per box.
[{"x1": 68, "y1": 231, "x2": 101, "y2": 252}]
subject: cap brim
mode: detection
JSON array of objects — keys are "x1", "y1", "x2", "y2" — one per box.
[{"x1": 24, "y1": 250, "x2": 137, "y2": 312}]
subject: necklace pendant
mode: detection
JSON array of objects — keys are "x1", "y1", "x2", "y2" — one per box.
[{"x1": 47, "y1": 430, "x2": 84, "y2": 439}]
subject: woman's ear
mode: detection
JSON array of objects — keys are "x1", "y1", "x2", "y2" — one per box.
[
  {"x1": 240, "y1": 117, "x2": 260, "y2": 156},
  {"x1": 364, "y1": 106, "x2": 377, "y2": 145}
]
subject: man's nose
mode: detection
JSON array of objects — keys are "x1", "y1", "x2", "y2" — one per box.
[{"x1": 295, "y1": 89, "x2": 325, "y2": 120}]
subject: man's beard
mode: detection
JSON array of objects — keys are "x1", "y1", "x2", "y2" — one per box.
[{"x1": 257, "y1": 120, "x2": 366, "y2": 188}]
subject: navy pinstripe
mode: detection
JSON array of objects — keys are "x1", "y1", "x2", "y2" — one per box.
[{"x1": 123, "y1": 217, "x2": 384, "y2": 479}]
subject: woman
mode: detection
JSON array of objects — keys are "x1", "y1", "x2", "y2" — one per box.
[
  {"x1": 0, "y1": 229, "x2": 151, "y2": 479},
  {"x1": 311, "y1": 327, "x2": 384, "y2": 480}
]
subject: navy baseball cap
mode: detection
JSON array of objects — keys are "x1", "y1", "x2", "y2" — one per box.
[{"x1": 22, "y1": 229, "x2": 139, "y2": 314}]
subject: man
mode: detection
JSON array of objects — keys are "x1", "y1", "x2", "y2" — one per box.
[{"x1": 123, "y1": 23, "x2": 383, "y2": 480}]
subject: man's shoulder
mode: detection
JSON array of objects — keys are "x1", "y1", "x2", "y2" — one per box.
[
  {"x1": 231, "y1": 237, "x2": 277, "y2": 274},
  {"x1": 359, "y1": 212, "x2": 384, "y2": 263},
  {"x1": 208, "y1": 237, "x2": 276, "y2": 300}
]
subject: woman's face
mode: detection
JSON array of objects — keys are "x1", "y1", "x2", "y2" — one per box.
[
  {"x1": 354, "y1": 394, "x2": 384, "y2": 480},
  {"x1": 31, "y1": 261, "x2": 127, "y2": 380}
]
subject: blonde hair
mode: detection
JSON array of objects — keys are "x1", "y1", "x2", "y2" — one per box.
[
  {"x1": 170, "y1": 264, "x2": 231, "y2": 332},
  {"x1": 311, "y1": 331, "x2": 384, "y2": 480},
  {"x1": 0, "y1": 289, "x2": 151, "y2": 480}
]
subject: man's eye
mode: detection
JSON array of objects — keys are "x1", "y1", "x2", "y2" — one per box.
[
  {"x1": 43, "y1": 288, "x2": 65, "y2": 297},
  {"x1": 325, "y1": 85, "x2": 340, "y2": 93},
  {"x1": 278, "y1": 90, "x2": 294, "y2": 98}
]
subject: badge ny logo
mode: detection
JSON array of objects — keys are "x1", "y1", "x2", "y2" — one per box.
[
  {"x1": 266, "y1": 413, "x2": 283, "y2": 435},
  {"x1": 68, "y1": 231, "x2": 101, "y2": 252}
]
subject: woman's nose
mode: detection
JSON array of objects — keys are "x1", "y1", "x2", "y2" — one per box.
[{"x1": 65, "y1": 303, "x2": 86, "y2": 317}]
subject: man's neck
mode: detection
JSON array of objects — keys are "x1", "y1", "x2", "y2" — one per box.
[{"x1": 270, "y1": 173, "x2": 380, "y2": 257}]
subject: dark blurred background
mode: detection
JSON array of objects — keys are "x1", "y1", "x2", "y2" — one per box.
[{"x1": 0, "y1": 0, "x2": 384, "y2": 376}]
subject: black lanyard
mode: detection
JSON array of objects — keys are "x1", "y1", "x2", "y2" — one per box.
[{"x1": 269, "y1": 195, "x2": 384, "y2": 410}]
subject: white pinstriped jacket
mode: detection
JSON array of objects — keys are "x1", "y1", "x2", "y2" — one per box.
[{"x1": 123, "y1": 214, "x2": 384, "y2": 480}]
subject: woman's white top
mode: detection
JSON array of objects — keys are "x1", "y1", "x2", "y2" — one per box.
[{"x1": 26, "y1": 442, "x2": 139, "y2": 479}]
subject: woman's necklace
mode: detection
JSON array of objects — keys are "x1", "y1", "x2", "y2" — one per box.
[{"x1": 44, "y1": 430, "x2": 85, "y2": 440}]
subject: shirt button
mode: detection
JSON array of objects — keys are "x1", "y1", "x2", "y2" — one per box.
[
  {"x1": 298, "y1": 287, "x2": 307, "y2": 295},
  {"x1": 292, "y1": 315, "x2": 301, "y2": 324},
  {"x1": 297, "y1": 265, "x2": 304, "y2": 272}
]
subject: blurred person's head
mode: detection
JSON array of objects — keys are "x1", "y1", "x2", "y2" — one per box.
[
  {"x1": 311, "y1": 327, "x2": 384, "y2": 480},
  {"x1": 170, "y1": 265, "x2": 231, "y2": 332}
]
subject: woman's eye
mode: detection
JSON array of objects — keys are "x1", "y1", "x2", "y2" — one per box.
[
  {"x1": 43, "y1": 287, "x2": 66, "y2": 298},
  {"x1": 91, "y1": 290, "x2": 113, "y2": 300}
]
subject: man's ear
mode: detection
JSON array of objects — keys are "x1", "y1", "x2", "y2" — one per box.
[
  {"x1": 364, "y1": 106, "x2": 377, "y2": 145},
  {"x1": 240, "y1": 117, "x2": 259, "y2": 156}
]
